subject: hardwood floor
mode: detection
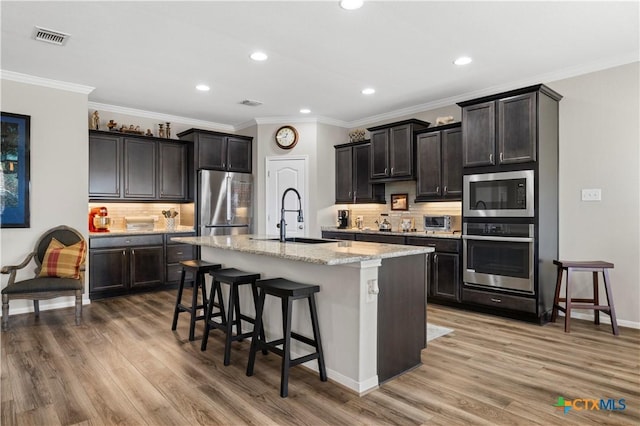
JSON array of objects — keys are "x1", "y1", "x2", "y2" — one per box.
[{"x1": 2, "y1": 290, "x2": 638, "y2": 425}]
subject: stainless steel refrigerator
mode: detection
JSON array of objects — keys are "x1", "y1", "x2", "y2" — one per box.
[{"x1": 198, "y1": 170, "x2": 253, "y2": 236}]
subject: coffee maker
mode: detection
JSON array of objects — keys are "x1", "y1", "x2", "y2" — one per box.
[
  {"x1": 89, "y1": 206, "x2": 111, "y2": 232},
  {"x1": 337, "y1": 209, "x2": 351, "y2": 229}
]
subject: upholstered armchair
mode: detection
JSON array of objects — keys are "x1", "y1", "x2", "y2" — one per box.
[{"x1": 1, "y1": 225, "x2": 86, "y2": 331}]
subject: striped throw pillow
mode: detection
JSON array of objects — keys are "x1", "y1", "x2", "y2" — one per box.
[{"x1": 38, "y1": 238, "x2": 86, "y2": 279}]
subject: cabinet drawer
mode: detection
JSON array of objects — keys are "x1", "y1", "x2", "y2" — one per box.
[
  {"x1": 462, "y1": 288, "x2": 536, "y2": 314},
  {"x1": 90, "y1": 234, "x2": 164, "y2": 249},
  {"x1": 355, "y1": 234, "x2": 406, "y2": 245},
  {"x1": 166, "y1": 244, "x2": 195, "y2": 263},
  {"x1": 166, "y1": 264, "x2": 194, "y2": 283},
  {"x1": 405, "y1": 237, "x2": 460, "y2": 253},
  {"x1": 321, "y1": 231, "x2": 356, "y2": 241}
]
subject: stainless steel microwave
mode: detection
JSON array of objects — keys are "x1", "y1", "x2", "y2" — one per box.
[{"x1": 463, "y1": 170, "x2": 534, "y2": 218}]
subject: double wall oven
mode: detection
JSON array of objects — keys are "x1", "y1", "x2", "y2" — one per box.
[{"x1": 462, "y1": 170, "x2": 536, "y2": 294}]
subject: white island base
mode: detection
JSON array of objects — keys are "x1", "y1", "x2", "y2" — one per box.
[{"x1": 172, "y1": 236, "x2": 431, "y2": 395}]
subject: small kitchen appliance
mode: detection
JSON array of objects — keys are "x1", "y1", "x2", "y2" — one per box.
[
  {"x1": 377, "y1": 213, "x2": 392, "y2": 231},
  {"x1": 124, "y1": 216, "x2": 155, "y2": 232},
  {"x1": 88, "y1": 206, "x2": 110, "y2": 232},
  {"x1": 337, "y1": 209, "x2": 351, "y2": 229},
  {"x1": 423, "y1": 215, "x2": 460, "y2": 232}
]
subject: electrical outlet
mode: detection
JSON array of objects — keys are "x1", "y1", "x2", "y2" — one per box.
[{"x1": 581, "y1": 188, "x2": 601, "y2": 201}]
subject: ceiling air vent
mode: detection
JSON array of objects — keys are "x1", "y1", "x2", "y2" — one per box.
[
  {"x1": 240, "y1": 99, "x2": 263, "y2": 107},
  {"x1": 33, "y1": 26, "x2": 70, "y2": 46}
]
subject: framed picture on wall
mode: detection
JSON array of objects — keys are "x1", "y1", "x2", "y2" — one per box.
[
  {"x1": 391, "y1": 193, "x2": 408, "y2": 211},
  {"x1": 1, "y1": 112, "x2": 31, "y2": 228}
]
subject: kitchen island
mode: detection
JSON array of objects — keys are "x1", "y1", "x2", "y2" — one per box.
[{"x1": 171, "y1": 234, "x2": 433, "y2": 394}]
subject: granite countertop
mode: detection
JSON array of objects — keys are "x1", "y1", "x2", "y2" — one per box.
[
  {"x1": 89, "y1": 226, "x2": 195, "y2": 238},
  {"x1": 321, "y1": 226, "x2": 462, "y2": 239},
  {"x1": 171, "y1": 234, "x2": 433, "y2": 266}
]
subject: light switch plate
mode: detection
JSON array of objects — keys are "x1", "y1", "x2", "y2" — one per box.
[{"x1": 581, "y1": 188, "x2": 601, "y2": 201}]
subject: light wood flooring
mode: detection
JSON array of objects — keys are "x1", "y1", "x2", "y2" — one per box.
[{"x1": 2, "y1": 289, "x2": 639, "y2": 425}]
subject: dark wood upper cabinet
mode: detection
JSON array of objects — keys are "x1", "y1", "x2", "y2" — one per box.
[
  {"x1": 367, "y1": 119, "x2": 430, "y2": 181},
  {"x1": 159, "y1": 141, "x2": 187, "y2": 200},
  {"x1": 89, "y1": 130, "x2": 189, "y2": 201},
  {"x1": 88, "y1": 133, "x2": 121, "y2": 198},
  {"x1": 458, "y1": 84, "x2": 562, "y2": 170},
  {"x1": 177, "y1": 128, "x2": 252, "y2": 173},
  {"x1": 123, "y1": 138, "x2": 156, "y2": 199},
  {"x1": 415, "y1": 123, "x2": 462, "y2": 201},
  {"x1": 334, "y1": 141, "x2": 384, "y2": 204}
]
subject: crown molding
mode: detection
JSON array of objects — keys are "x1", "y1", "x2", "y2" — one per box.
[
  {"x1": 88, "y1": 102, "x2": 235, "y2": 133},
  {"x1": 1, "y1": 70, "x2": 94, "y2": 94},
  {"x1": 250, "y1": 115, "x2": 348, "y2": 129}
]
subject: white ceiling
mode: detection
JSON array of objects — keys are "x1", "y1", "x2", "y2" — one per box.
[{"x1": 2, "y1": 1, "x2": 638, "y2": 128}]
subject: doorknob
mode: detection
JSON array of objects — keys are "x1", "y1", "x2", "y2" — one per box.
[{"x1": 298, "y1": 225, "x2": 303, "y2": 229}]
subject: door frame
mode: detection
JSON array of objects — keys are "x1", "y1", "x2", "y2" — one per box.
[{"x1": 265, "y1": 155, "x2": 310, "y2": 237}]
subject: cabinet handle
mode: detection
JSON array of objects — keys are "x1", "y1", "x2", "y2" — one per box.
[
  {"x1": 348, "y1": 191, "x2": 351, "y2": 198},
  {"x1": 131, "y1": 249, "x2": 135, "y2": 255},
  {"x1": 222, "y1": 162, "x2": 225, "y2": 168},
  {"x1": 353, "y1": 191, "x2": 356, "y2": 201},
  {"x1": 391, "y1": 167, "x2": 394, "y2": 174},
  {"x1": 499, "y1": 152, "x2": 503, "y2": 162},
  {"x1": 384, "y1": 167, "x2": 388, "y2": 175},
  {"x1": 122, "y1": 250, "x2": 126, "y2": 256},
  {"x1": 176, "y1": 251, "x2": 183, "y2": 255},
  {"x1": 490, "y1": 298, "x2": 502, "y2": 303},
  {"x1": 434, "y1": 254, "x2": 438, "y2": 264},
  {"x1": 228, "y1": 163, "x2": 231, "y2": 169},
  {"x1": 489, "y1": 153, "x2": 493, "y2": 163},
  {"x1": 436, "y1": 186, "x2": 440, "y2": 194},
  {"x1": 444, "y1": 186, "x2": 448, "y2": 195}
]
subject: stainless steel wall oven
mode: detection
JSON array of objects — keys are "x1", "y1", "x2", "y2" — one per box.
[{"x1": 463, "y1": 222, "x2": 535, "y2": 294}]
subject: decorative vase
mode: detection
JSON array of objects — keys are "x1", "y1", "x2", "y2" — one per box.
[
  {"x1": 158, "y1": 123, "x2": 165, "y2": 138},
  {"x1": 166, "y1": 122, "x2": 171, "y2": 139},
  {"x1": 165, "y1": 217, "x2": 176, "y2": 231}
]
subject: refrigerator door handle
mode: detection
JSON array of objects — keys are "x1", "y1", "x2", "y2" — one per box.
[{"x1": 226, "y1": 174, "x2": 232, "y2": 222}]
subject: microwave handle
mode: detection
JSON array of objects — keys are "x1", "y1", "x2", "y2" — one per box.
[{"x1": 462, "y1": 235, "x2": 534, "y2": 243}]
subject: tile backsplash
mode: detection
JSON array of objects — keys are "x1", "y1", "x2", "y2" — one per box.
[
  {"x1": 88, "y1": 202, "x2": 195, "y2": 231},
  {"x1": 333, "y1": 181, "x2": 462, "y2": 231}
]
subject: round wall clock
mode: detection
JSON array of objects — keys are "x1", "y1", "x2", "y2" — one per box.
[{"x1": 275, "y1": 125, "x2": 298, "y2": 149}]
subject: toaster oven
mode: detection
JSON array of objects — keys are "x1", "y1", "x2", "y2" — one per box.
[{"x1": 424, "y1": 215, "x2": 456, "y2": 232}]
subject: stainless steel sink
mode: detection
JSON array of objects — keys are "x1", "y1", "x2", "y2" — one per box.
[{"x1": 252, "y1": 237, "x2": 336, "y2": 244}]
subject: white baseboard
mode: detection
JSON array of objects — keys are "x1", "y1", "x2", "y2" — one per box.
[
  {"x1": 558, "y1": 311, "x2": 640, "y2": 329},
  {"x1": 6, "y1": 297, "x2": 91, "y2": 316}
]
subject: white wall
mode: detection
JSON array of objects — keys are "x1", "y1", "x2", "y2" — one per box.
[
  {"x1": 1, "y1": 79, "x2": 89, "y2": 313},
  {"x1": 548, "y1": 62, "x2": 640, "y2": 326}
]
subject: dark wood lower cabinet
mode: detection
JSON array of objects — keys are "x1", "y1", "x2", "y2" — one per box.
[{"x1": 89, "y1": 232, "x2": 195, "y2": 300}]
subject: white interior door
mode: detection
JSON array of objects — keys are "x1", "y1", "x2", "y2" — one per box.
[{"x1": 266, "y1": 156, "x2": 308, "y2": 238}]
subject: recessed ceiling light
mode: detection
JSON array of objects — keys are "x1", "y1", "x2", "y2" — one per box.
[
  {"x1": 250, "y1": 51, "x2": 268, "y2": 61},
  {"x1": 362, "y1": 87, "x2": 375, "y2": 95},
  {"x1": 454, "y1": 56, "x2": 472, "y2": 66},
  {"x1": 300, "y1": 108, "x2": 311, "y2": 114},
  {"x1": 195, "y1": 84, "x2": 210, "y2": 92},
  {"x1": 340, "y1": 0, "x2": 364, "y2": 10}
]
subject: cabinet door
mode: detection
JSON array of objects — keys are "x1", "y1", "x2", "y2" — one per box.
[
  {"x1": 370, "y1": 130, "x2": 389, "y2": 178},
  {"x1": 158, "y1": 142, "x2": 187, "y2": 200},
  {"x1": 498, "y1": 92, "x2": 537, "y2": 164},
  {"x1": 89, "y1": 134, "x2": 121, "y2": 198},
  {"x1": 442, "y1": 127, "x2": 462, "y2": 199},
  {"x1": 415, "y1": 132, "x2": 442, "y2": 198},
  {"x1": 227, "y1": 137, "x2": 252, "y2": 173},
  {"x1": 198, "y1": 134, "x2": 226, "y2": 170},
  {"x1": 389, "y1": 124, "x2": 413, "y2": 177},
  {"x1": 353, "y1": 143, "x2": 376, "y2": 202},
  {"x1": 335, "y1": 146, "x2": 353, "y2": 203},
  {"x1": 462, "y1": 101, "x2": 496, "y2": 167},
  {"x1": 89, "y1": 248, "x2": 128, "y2": 293},
  {"x1": 130, "y1": 246, "x2": 164, "y2": 288},
  {"x1": 432, "y1": 252, "x2": 460, "y2": 302},
  {"x1": 124, "y1": 138, "x2": 156, "y2": 199}
]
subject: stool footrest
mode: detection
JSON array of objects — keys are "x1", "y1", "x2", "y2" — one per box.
[
  {"x1": 570, "y1": 304, "x2": 613, "y2": 311},
  {"x1": 255, "y1": 340, "x2": 321, "y2": 367}
]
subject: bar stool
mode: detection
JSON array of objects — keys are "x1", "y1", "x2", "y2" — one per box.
[
  {"x1": 171, "y1": 260, "x2": 221, "y2": 341},
  {"x1": 201, "y1": 268, "x2": 263, "y2": 366},
  {"x1": 551, "y1": 260, "x2": 619, "y2": 335},
  {"x1": 246, "y1": 278, "x2": 327, "y2": 398}
]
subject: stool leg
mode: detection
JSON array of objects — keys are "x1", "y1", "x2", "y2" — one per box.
[
  {"x1": 188, "y1": 272, "x2": 201, "y2": 341},
  {"x1": 200, "y1": 275, "x2": 208, "y2": 311},
  {"x1": 564, "y1": 268, "x2": 572, "y2": 333},
  {"x1": 250, "y1": 282, "x2": 268, "y2": 355},
  {"x1": 234, "y1": 285, "x2": 243, "y2": 340},
  {"x1": 592, "y1": 271, "x2": 600, "y2": 325},
  {"x1": 602, "y1": 269, "x2": 619, "y2": 336},
  {"x1": 223, "y1": 283, "x2": 236, "y2": 365},
  {"x1": 280, "y1": 296, "x2": 293, "y2": 398},
  {"x1": 551, "y1": 266, "x2": 563, "y2": 323},
  {"x1": 201, "y1": 280, "x2": 218, "y2": 351},
  {"x1": 216, "y1": 280, "x2": 227, "y2": 325},
  {"x1": 171, "y1": 268, "x2": 187, "y2": 330},
  {"x1": 246, "y1": 290, "x2": 266, "y2": 377},
  {"x1": 308, "y1": 295, "x2": 327, "y2": 382},
  {"x1": 33, "y1": 300, "x2": 40, "y2": 317}
]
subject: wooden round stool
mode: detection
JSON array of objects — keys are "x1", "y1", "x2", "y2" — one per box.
[{"x1": 551, "y1": 260, "x2": 619, "y2": 335}]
